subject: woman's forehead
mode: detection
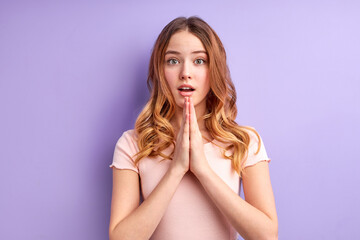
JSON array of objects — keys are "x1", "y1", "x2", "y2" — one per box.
[{"x1": 166, "y1": 31, "x2": 206, "y2": 53}]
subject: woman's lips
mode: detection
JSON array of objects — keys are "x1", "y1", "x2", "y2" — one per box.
[{"x1": 178, "y1": 90, "x2": 194, "y2": 97}]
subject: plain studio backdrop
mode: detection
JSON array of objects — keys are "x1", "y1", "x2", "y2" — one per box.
[{"x1": 0, "y1": 0, "x2": 359, "y2": 239}]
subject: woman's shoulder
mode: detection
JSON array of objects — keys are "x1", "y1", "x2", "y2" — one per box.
[
  {"x1": 116, "y1": 129, "x2": 139, "y2": 149},
  {"x1": 121, "y1": 129, "x2": 137, "y2": 139},
  {"x1": 241, "y1": 126, "x2": 271, "y2": 167},
  {"x1": 110, "y1": 129, "x2": 140, "y2": 171},
  {"x1": 242, "y1": 126, "x2": 261, "y2": 145}
]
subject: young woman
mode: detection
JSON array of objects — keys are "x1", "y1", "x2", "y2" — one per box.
[{"x1": 109, "y1": 16, "x2": 278, "y2": 240}]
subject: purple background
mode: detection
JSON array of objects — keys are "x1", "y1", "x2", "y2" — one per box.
[{"x1": 1, "y1": 1, "x2": 359, "y2": 239}]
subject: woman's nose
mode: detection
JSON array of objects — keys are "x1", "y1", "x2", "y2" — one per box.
[{"x1": 180, "y1": 61, "x2": 192, "y2": 80}]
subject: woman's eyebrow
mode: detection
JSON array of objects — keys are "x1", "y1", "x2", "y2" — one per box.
[
  {"x1": 165, "y1": 50, "x2": 180, "y2": 55},
  {"x1": 165, "y1": 50, "x2": 207, "y2": 55},
  {"x1": 191, "y1": 50, "x2": 207, "y2": 54}
]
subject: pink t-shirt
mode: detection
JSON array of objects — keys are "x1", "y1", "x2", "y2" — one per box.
[{"x1": 109, "y1": 128, "x2": 271, "y2": 240}]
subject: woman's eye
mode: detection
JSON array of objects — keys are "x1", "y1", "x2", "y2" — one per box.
[
  {"x1": 167, "y1": 59, "x2": 179, "y2": 64},
  {"x1": 194, "y1": 59, "x2": 206, "y2": 64}
]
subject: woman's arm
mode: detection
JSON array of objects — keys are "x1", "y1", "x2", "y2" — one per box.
[
  {"x1": 194, "y1": 161, "x2": 278, "y2": 240},
  {"x1": 109, "y1": 98, "x2": 190, "y2": 240},
  {"x1": 109, "y1": 167, "x2": 186, "y2": 240},
  {"x1": 187, "y1": 98, "x2": 278, "y2": 240}
]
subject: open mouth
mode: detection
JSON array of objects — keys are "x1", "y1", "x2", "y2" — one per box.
[{"x1": 178, "y1": 87, "x2": 195, "y2": 92}]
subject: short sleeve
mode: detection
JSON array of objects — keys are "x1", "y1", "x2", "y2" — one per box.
[
  {"x1": 243, "y1": 129, "x2": 271, "y2": 168},
  {"x1": 109, "y1": 130, "x2": 139, "y2": 173}
]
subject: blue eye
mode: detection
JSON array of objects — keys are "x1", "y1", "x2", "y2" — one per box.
[
  {"x1": 194, "y1": 59, "x2": 206, "y2": 64},
  {"x1": 167, "y1": 59, "x2": 179, "y2": 64}
]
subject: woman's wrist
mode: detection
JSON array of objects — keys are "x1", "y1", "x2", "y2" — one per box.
[
  {"x1": 192, "y1": 163, "x2": 212, "y2": 180},
  {"x1": 169, "y1": 163, "x2": 188, "y2": 178}
]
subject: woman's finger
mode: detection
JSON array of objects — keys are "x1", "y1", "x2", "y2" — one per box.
[
  {"x1": 189, "y1": 97, "x2": 199, "y2": 133},
  {"x1": 183, "y1": 97, "x2": 189, "y2": 136},
  {"x1": 171, "y1": 97, "x2": 190, "y2": 174},
  {"x1": 177, "y1": 97, "x2": 188, "y2": 139}
]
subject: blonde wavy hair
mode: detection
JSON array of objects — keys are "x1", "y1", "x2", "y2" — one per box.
[{"x1": 134, "y1": 16, "x2": 261, "y2": 175}]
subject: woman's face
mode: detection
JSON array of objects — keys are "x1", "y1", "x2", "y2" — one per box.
[{"x1": 164, "y1": 30, "x2": 210, "y2": 111}]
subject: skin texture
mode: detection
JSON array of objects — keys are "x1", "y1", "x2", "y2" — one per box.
[{"x1": 109, "y1": 30, "x2": 278, "y2": 240}]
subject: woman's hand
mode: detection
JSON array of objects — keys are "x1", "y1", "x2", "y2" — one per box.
[
  {"x1": 170, "y1": 97, "x2": 190, "y2": 176},
  {"x1": 189, "y1": 97, "x2": 211, "y2": 177}
]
